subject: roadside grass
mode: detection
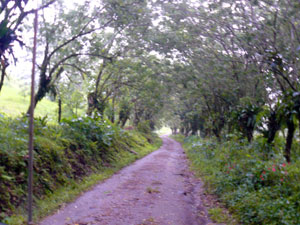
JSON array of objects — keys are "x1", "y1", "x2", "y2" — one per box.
[
  {"x1": 172, "y1": 134, "x2": 300, "y2": 225},
  {"x1": 171, "y1": 134, "x2": 237, "y2": 225},
  {"x1": 0, "y1": 83, "x2": 85, "y2": 121},
  {"x1": 0, "y1": 84, "x2": 58, "y2": 119},
  {"x1": 5, "y1": 134, "x2": 162, "y2": 225},
  {"x1": 171, "y1": 134, "x2": 185, "y2": 143},
  {"x1": 208, "y1": 207, "x2": 233, "y2": 224}
]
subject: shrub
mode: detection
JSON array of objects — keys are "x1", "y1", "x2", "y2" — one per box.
[{"x1": 136, "y1": 120, "x2": 157, "y2": 143}]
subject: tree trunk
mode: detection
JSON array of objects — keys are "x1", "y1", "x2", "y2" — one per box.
[
  {"x1": 284, "y1": 118, "x2": 295, "y2": 163},
  {"x1": 58, "y1": 98, "x2": 62, "y2": 123},
  {"x1": 27, "y1": 67, "x2": 64, "y2": 114},
  {"x1": 227, "y1": 123, "x2": 233, "y2": 135},
  {"x1": 267, "y1": 111, "x2": 281, "y2": 144},
  {"x1": 213, "y1": 128, "x2": 221, "y2": 142},
  {"x1": 0, "y1": 63, "x2": 7, "y2": 93},
  {"x1": 121, "y1": 117, "x2": 128, "y2": 128},
  {"x1": 191, "y1": 124, "x2": 197, "y2": 135},
  {"x1": 184, "y1": 125, "x2": 190, "y2": 137},
  {"x1": 133, "y1": 106, "x2": 143, "y2": 127},
  {"x1": 213, "y1": 122, "x2": 223, "y2": 141},
  {"x1": 111, "y1": 95, "x2": 115, "y2": 123},
  {"x1": 149, "y1": 120, "x2": 155, "y2": 130},
  {"x1": 246, "y1": 129, "x2": 253, "y2": 142},
  {"x1": 298, "y1": 113, "x2": 300, "y2": 135},
  {"x1": 191, "y1": 114, "x2": 199, "y2": 135},
  {"x1": 97, "y1": 101, "x2": 106, "y2": 118},
  {"x1": 87, "y1": 92, "x2": 97, "y2": 116},
  {"x1": 118, "y1": 103, "x2": 130, "y2": 128}
]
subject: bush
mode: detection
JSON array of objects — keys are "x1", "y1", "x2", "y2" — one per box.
[{"x1": 136, "y1": 120, "x2": 158, "y2": 143}]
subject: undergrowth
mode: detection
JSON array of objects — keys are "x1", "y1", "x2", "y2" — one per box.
[
  {"x1": 0, "y1": 114, "x2": 161, "y2": 224},
  {"x1": 174, "y1": 135, "x2": 300, "y2": 225}
]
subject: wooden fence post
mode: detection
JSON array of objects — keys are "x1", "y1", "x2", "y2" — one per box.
[{"x1": 28, "y1": 8, "x2": 38, "y2": 225}]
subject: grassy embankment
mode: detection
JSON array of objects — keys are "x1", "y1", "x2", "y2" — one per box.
[
  {"x1": 0, "y1": 84, "x2": 162, "y2": 224},
  {"x1": 0, "y1": 83, "x2": 58, "y2": 119},
  {"x1": 173, "y1": 135, "x2": 300, "y2": 225},
  {"x1": 0, "y1": 115, "x2": 161, "y2": 225}
]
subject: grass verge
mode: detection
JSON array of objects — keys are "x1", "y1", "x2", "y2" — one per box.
[
  {"x1": 172, "y1": 134, "x2": 300, "y2": 225},
  {"x1": 171, "y1": 134, "x2": 237, "y2": 225}
]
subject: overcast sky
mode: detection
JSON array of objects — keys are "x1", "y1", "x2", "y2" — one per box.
[{"x1": 7, "y1": 0, "x2": 86, "y2": 84}]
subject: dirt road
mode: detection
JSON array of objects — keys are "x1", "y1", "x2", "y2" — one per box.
[{"x1": 40, "y1": 136, "x2": 214, "y2": 225}]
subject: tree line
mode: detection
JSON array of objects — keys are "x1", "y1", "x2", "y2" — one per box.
[
  {"x1": 158, "y1": 0, "x2": 300, "y2": 163},
  {"x1": 1, "y1": 0, "x2": 169, "y2": 129},
  {"x1": 2, "y1": 0, "x2": 300, "y2": 162}
]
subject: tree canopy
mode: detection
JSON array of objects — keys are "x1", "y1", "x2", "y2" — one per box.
[{"x1": 2, "y1": 0, "x2": 300, "y2": 161}]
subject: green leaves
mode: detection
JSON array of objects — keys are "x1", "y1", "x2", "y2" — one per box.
[
  {"x1": 1, "y1": 174, "x2": 14, "y2": 181},
  {"x1": 62, "y1": 115, "x2": 116, "y2": 147},
  {"x1": 183, "y1": 136, "x2": 300, "y2": 224}
]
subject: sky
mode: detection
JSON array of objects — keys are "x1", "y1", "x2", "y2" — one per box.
[
  {"x1": 7, "y1": 0, "x2": 85, "y2": 83},
  {"x1": 7, "y1": 0, "x2": 206, "y2": 84}
]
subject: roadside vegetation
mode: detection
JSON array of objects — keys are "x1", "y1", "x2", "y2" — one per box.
[
  {"x1": 164, "y1": 2, "x2": 300, "y2": 224},
  {"x1": 174, "y1": 135, "x2": 300, "y2": 225},
  {"x1": 0, "y1": 114, "x2": 161, "y2": 224}
]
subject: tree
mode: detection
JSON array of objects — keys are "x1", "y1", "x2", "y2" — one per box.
[
  {"x1": 27, "y1": 1, "x2": 114, "y2": 113},
  {"x1": 0, "y1": 0, "x2": 55, "y2": 91}
]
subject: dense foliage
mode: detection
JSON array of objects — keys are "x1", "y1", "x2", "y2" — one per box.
[
  {"x1": 0, "y1": 114, "x2": 159, "y2": 222},
  {"x1": 163, "y1": 2, "x2": 300, "y2": 221},
  {"x1": 178, "y1": 135, "x2": 300, "y2": 224},
  {"x1": 160, "y1": 0, "x2": 300, "y2": 164}
]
